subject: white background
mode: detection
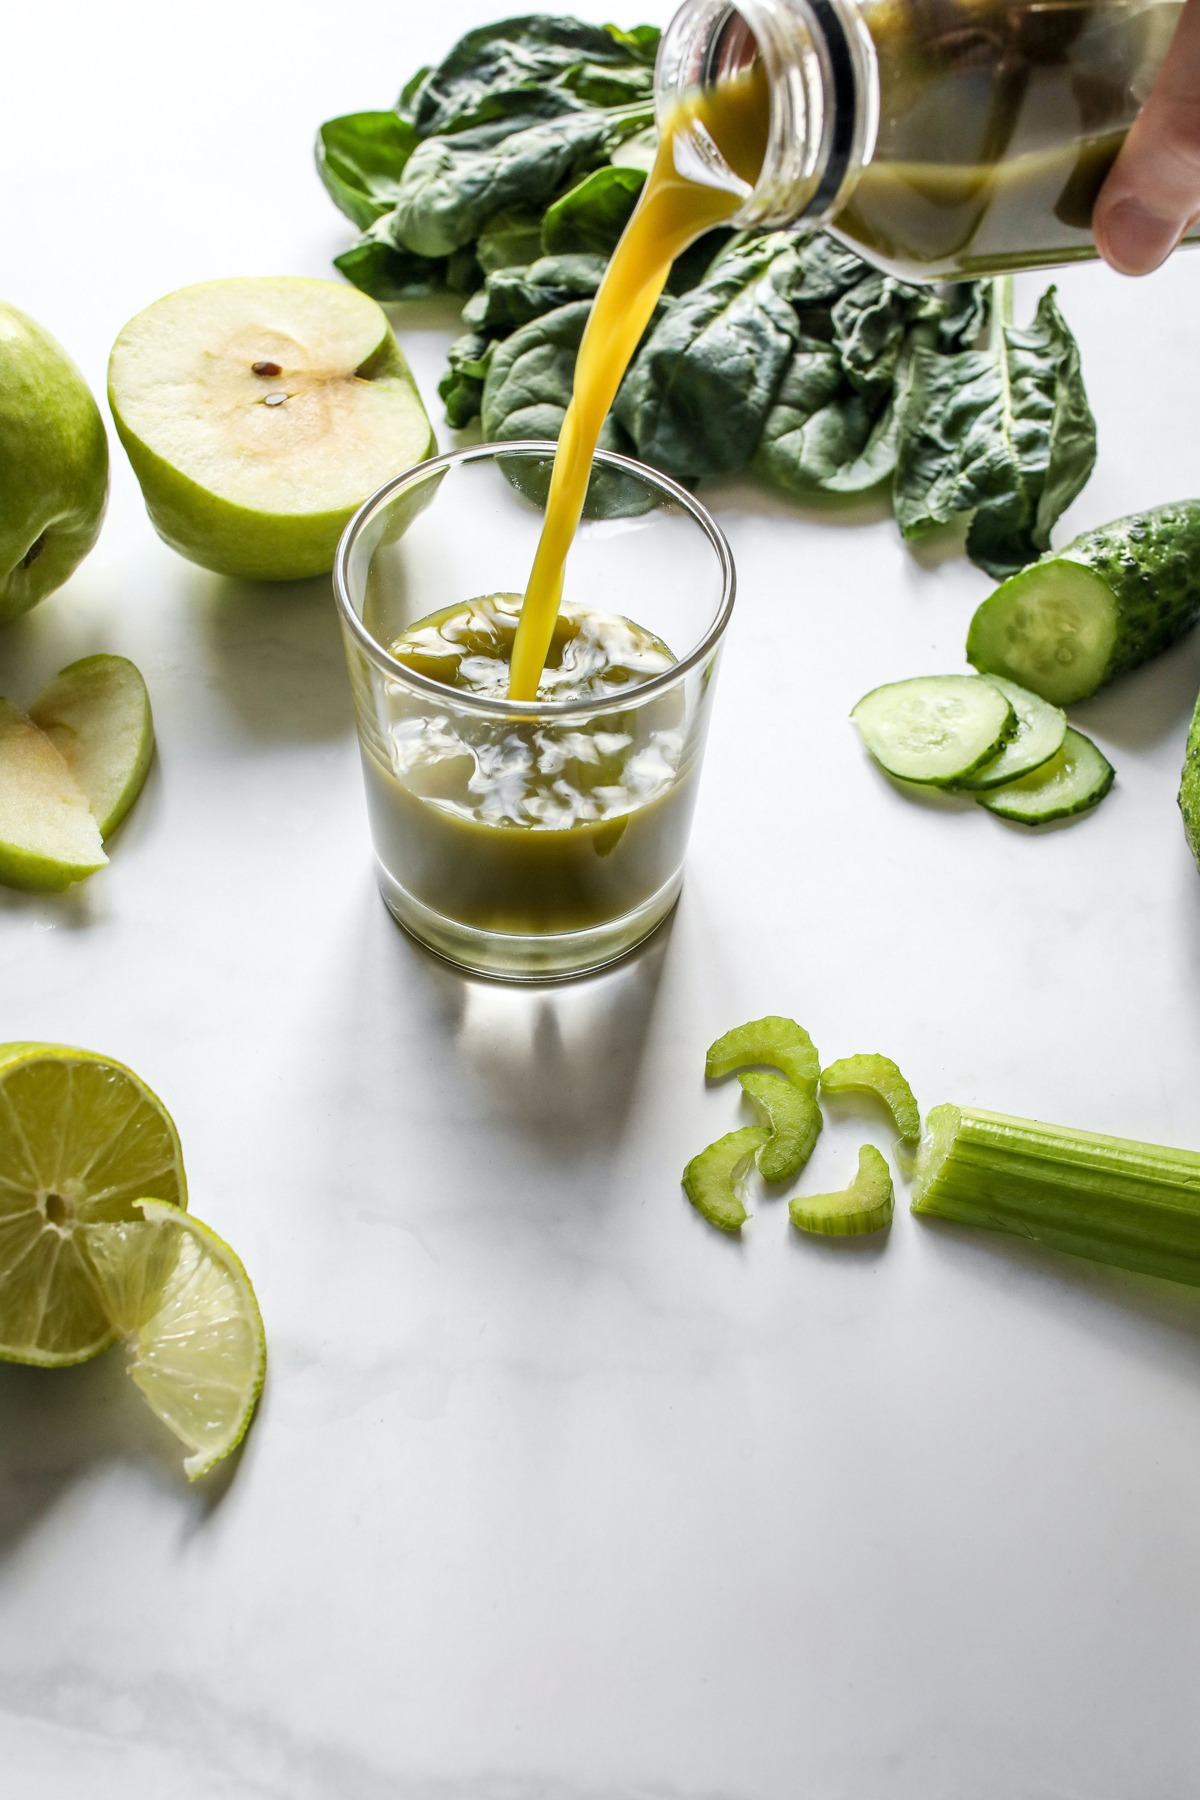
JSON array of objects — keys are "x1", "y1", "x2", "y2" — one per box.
[{"x1": 2, "y1": 1, "x2": 1200, "y2": 1794}]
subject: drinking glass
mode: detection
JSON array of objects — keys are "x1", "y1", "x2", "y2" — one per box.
[{"x1": 333, "y1": 442, "x2": 736, "y2": 981}]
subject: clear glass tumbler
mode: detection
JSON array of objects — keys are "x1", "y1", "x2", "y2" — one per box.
[{"x1": 333, "y1": 442, "x2": 735, "y2": 982}]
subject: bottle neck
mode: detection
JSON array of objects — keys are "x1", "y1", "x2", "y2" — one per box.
[{"x1": 656, "y1": 0, "x2": 878, "y2": 230}]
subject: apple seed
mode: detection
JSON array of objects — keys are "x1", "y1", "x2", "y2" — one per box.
[{"x1": 251, "y1": 360, "x2": 282, "y2": 376}]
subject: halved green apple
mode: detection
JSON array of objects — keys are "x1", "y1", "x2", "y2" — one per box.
[
  {"x1": 0, "y1": 698, "x2": 107, "y2": 891},
  {"x1": 30, "y1": 654, "x2": 153, "y2": 838},
  {"x1": 108, "y1": 278, "x2": 436, "y2": 581}
]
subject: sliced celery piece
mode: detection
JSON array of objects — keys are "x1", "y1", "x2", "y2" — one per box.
[
  {"x1": 682, "y1": 1126, "x2": 766, "y2": 1233},
  {"x1": 912, "y1": 1104, "x2": 1200, "y2": 1286},
  {"x1": 789, "y1": 1144, "x2": 894, "y2": 1237},
  {"x1": 739, "y1": 1072, "x2": 822, "y2": 1182},
  {"x1": 820, "y1": 1054, "x2": 921, "y2": 1143},
  {"x1": 705, "y1": 1016, "x2": 819, "y2": 1095}
]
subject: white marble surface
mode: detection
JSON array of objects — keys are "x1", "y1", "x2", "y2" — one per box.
[{"x1": 3, "y1": 1, "x2": 1200, "y2": 1793}]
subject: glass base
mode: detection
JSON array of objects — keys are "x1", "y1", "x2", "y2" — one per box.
[{"x1": 375, "y1": 863, "x2": 683, "y2": 981}]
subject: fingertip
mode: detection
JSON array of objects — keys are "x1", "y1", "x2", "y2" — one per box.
[{"x1": 1094, "y1": 197, "x2": 1184, "y2": 275}]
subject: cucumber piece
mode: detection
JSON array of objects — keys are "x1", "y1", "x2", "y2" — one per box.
[
  {"x1": 966, "y1": 501, "x2": 1200, "y2": 704},
  {"x1": 851, "y1": 676, "x2": 1016, "y2": 786},
  {"x1": 705, "y1": 1017, "x2": 819, "y2": 1096},
  {"x1": 820, "y1": 1055, "x2": 921, "y2": 1143},
  {"x1": 955, "y1": 676, "x2": 1066, "y2": 790},
  {"x1": 682, "y1": 1127, "x2": 766, "y2": 1232},
  {"x1": 976, "y1": 726, "x2": 1113, "y2": 824},
  {"x1": 789, "y1": 1144, "x2": 894, "y2": 1237},
  {"x1": 1179, "y1": 689, "x2": 1200, "y2": 873},
  {"x1": 738, "y1": 1072, "x2": 822, "y2": 1182}
]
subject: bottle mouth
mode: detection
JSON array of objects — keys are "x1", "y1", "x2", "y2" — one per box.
[{"x1": 656, "y1": 0, "x2": 878, "y2": 230}]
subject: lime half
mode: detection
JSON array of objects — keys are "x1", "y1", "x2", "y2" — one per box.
[
  {"x1": 0, "y1": 1043, "x2": 186, "y2": 1365},
  {"x1": 84, "y1": 1203, "x2": 265, "y2": 1480}
]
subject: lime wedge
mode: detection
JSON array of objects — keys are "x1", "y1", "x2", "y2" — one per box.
[
  {"x1": 0, "y1": 1042, "x2": 185, "y2": 1365},
  {"x1": 84, "y1": 1202, "x2": 265, "y2": 1480}
]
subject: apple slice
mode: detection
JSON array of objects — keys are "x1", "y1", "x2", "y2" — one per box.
[
  {"x1": 108, "y1": 277, "x2": 436, "y2": 582},
  {"x1": 29, "y1": 654, "x2": 154, "y2": 838},
  {"x1": 0, "y1": 698, "x2": 107, "y2": 891}
]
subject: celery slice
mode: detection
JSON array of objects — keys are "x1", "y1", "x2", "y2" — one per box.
[
  {"x1": 912, "y1": 1104, "x2": 1200, "y2": 1286},
  {"x1": 820, "y1": 1054, "x2": 921, "y2": 1142},
  {"x1": 705, "y1": 1017, "x2": 819, "y2": 1095},
  {"x1": 682, "y1": 1126, "x2": 766, "y2": 1232},
  {"x1": 739, "y1": 1072, "x2": 822, "y2": 1182},
  {"x1": 789, "y1": 1144, "x2": 894, "y2": 1237}
]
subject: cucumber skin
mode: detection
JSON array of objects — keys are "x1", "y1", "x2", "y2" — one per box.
[
  {"x1": 975, "y1": 501, "x2": 1200, "y2": 697},
  {"x1": 1179, "y1": 690, "x2": 1200, "y2": 872}
]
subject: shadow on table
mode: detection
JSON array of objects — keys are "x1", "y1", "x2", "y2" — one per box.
[
  {"x1": 404, "y1": 911, "x2": 673, "y2": 1161},
  {"x1": 1071, "y1": 625, "x2": 1200, "y2": 752},
  {"x1": 0, "y1": 1346, "x2": 243, "y2": 1562},
  {"x1": 916, "y1": 1214, "x2": 1200, "y2": 1369},
  {"x1": 195, "y1": 569, "x2": 355, "y2": 744}
]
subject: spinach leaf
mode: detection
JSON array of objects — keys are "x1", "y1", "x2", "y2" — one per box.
[
  {"x1": 403, "y1": 16, "x2": 658, "y2": 138},
  {"x1": 333, "y1": 217, "x2": 446, "y2": 300},
  {"x1": 893, "y1": 286, "x2": 1097, "y2": 578},
  {"x1": 462, "y1": 253, "x2": 607, "y2": 331},
  {"x1": 753, "y1": 341, "x2": 897, "y2": 496},
  {"x1": 614, "y1": 235, "x2": 801, "y2": 480},
  {"x1": 389, "y1": 110, "x2": 631, "y2": 257},
  {"x1": 439, "y1": 332, "x2": 497, "y2": 429},
  {"x1": 481, "y1": 299, "x2": 653, "y2": 515},
  {"x1": 477, "y1": 208, "x2": 546, "y2": 272},
  {"x1": 316, "y1": 113, "x2": 422, "y2": 229},
  {"x1": 541, "y1": 165, "x2": 646, "y2": 256},
  {"x1": 830, "y1": 274, "x2": 938, "y2": 401}
]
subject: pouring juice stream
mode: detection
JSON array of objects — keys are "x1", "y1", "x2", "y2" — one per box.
[{"x1": 506, "y1": 62, "x2": 769, "y2": 701}]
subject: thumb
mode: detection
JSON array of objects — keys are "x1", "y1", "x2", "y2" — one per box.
[{"x1": 1093, "y1": 0, "x2": 1200, "y2": 275}]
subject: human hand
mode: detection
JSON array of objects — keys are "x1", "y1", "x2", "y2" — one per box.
[{"x1": 1094, "y1": 0, "x2": 1200, "y2": 273}]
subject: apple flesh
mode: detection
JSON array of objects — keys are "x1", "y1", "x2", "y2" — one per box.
[
  {"x1": 0, "y1": 699, "x2": 107, "y2": 891},
  {"x1": 30, "y1": 655, "x2": 154, "y2": 838},
  {"x1": 0, "y1": 301, "x2": 109, "y2": 625},
  {"x1": 108, "y1": 277, "x2": 436, "y2": 581}
]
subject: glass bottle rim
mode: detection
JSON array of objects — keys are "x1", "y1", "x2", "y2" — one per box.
[{"x1": 333, "y1": 440, "x2": 737, "y2": 722}]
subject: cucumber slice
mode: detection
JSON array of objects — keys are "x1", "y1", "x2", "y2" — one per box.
[
  {"x1": 705, "y1": 1017, "x2": 820, "y2": 1096},
  {"x1": 967, "y1": 502, "x2": 1200, "y2": 704},
  {"x1": 789, "y1": 1144, "x2": 894, "y2": 1237},
  {"x1": 851, "y1": 675, "x2": 1016, "y2": 785},
  {"x1": 738, "y1": 1072, "x2": 822, "y2": 1182},
  {"x1": 976, "y1": 727, "x2": 1113, "y2": 824},
  {"x1": 955, "y1": 676, "x2": 1066, "y2": 790},
  {"x1": 682, "y1": 1127, "x2": 766, "y2": 1233}
]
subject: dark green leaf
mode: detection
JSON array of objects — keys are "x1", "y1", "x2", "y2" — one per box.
[
  {"x1": 315, "y1": 113, "x2": 422, "y2": 229},
  {"x1": 446, "y1": 246, "x2": 486, "y2": 294},
  {"x1": 665, "y1": 228, "x2": 734, "y2": 295},
  {"x1": 614, "y1": 235, "x2": 801, "y2": 481},
  {"x1": 389, "y1": 111, "x2": 622, "y2": 257},
  {"x1": 893, "y1": 286, "x2": 1097, "y2": 578},
  {"x1": 439, "y1": 332, "x2": 497, "y2": 428},
  {"x1": 541, "y1": 164, "x2": 645, "y2": 255},
  {"x1": 334, "y1": 219, "x2": 446, "y2": 300},
  {"x1": 480, "y1": 298, "x2": 662, "y2": 516},
  {"x1": 477, "y1": 209, "x2": 546, "y2": 272},
  {"x1": 397, "y1": 65, "x2": 433, "y2": 122},
  {"x1": 405, "y1": 16, "x2": 657, "y2": 138},
  {"x1": 755, "y1": 343, "x2": 898, "y2": 496},
  {"x1": 464, "y1": 253, "x2": 607, "y2": 332}
]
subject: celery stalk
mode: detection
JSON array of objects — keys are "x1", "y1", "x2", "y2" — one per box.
[{"x1": 913, "y1": 1104, "x2": 1200, "y2": 1286}]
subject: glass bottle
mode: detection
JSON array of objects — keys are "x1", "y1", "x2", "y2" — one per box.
[{"x1": 656, "y1": 0, "x2": 1190, "y2": 280}]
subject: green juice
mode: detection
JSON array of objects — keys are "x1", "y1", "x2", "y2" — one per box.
[
  {"x1": 359, "y1": 594, "x2": 701, "y2": 938},
  {"x1": 829, "y1": 0, "x2": 1183, "y2": 279}
]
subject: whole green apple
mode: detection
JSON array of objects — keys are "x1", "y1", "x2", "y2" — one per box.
[{"x1": 0, "y1": 301, "x2": 109, "y2": 624}]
